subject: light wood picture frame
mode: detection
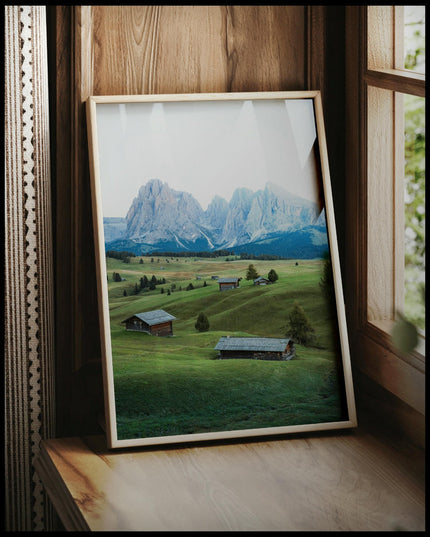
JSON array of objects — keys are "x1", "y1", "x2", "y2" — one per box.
[{"x1": 86, "y1": 91, "x2": 357, "y2": 449}]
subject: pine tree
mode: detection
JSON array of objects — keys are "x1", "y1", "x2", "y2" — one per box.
[
  {"x1": 268, "y1": 269, "x2": 279, "y2": 283},
  {"x1": 319, "y1": 253, "x2": 336, "y2": 318},
  {"x1": 246, "y1": 264, "x2": 260, "y2": 280},
  {"x1": 195, "y1": 312, "x2": 210, "y2": 332},
  {"x1": 286, "y1": 301, "x2": 316, "y2": 346}
]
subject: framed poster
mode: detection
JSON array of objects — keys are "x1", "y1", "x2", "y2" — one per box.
[{"x1": 86, "y1": 91, "x2": 357, "y2": 449}]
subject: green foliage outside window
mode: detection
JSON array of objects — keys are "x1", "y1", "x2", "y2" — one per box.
[
  {"x1": 404, "y1": 94, "x2": 425, "y2": 331},
  {"x1": 403, "y1": 11, "x2": 425, "y2": 332}
]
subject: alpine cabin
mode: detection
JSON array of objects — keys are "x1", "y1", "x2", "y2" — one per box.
[
  {"x1": 218, "y1": 277, "x2": 240, "y2": 291},
  {"x1": 122, "y1": 309, "x2": 176, "y2": 336},
  {"x1": 254, "y1": 276, "x2": 271, "y2": 285},
  {"x1": 215, "y1": 336, "x2": 295, "y2": 360}
]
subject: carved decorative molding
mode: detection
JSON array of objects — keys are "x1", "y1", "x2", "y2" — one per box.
[{"x1": 4, "y1": 5, "x2": 55, "y2": 531}]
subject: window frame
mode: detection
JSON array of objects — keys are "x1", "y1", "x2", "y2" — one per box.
[{"x1": 345, "y1": 6, "x2": 425, "y2": 416}]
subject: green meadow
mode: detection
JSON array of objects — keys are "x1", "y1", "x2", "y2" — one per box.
[{"x1": 106, "y1": 254, "x2": 348, "y2": 440}]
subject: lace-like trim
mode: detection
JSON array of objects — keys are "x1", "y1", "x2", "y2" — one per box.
[{"x1": 5, "y1": 5, "x2": 55, "y2": 531}]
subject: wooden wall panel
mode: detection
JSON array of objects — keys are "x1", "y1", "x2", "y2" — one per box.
[
  {"x1": 49, "y1": 5, "x2": 332, "y2": 437},
  {"x1": 86, "y1": 5, "x2": 306, "y2": 96}
]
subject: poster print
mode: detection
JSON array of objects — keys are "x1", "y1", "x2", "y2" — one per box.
[{"x1": 87, "y1": 91, "x2": 357, "y2": 448}]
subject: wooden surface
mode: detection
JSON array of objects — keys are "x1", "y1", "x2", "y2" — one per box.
[
  {"x1": 35, "y1": 430, "x2": 425, "y2": 532},
  {"x1": 88, "y1": 5, "x2": 307, "y2": 95},
  {"x1": 367, "y1": 84, "x2": 395, "y2": 323}
]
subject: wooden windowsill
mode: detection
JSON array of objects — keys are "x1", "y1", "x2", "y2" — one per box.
[{"x1": 34, "y1": 429, "x2": 425, "y2": 532}]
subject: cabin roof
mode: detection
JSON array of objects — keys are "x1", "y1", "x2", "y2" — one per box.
[
  {"x1": 122, "y1": 309, "x2": 176, "y2": 326},
  {"x1": 218, "y1": 277, "x2": 239, "y2": 283},
  {"x1": 215, "y1": 336, "x2": 292, "y2": 352},
  {"x1": 254, "y1": 276, "x2": 270, "y2": 282}
]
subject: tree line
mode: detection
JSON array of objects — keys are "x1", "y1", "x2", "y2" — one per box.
[
  {"x1": 149, "y1": 249, "x2": 235, "y2": 258},
  {"x1": 106, "y1": 250, "x2": 136, "y2": 261},
  {"x1": 106, "y1": 249, "x2": 285, "y2": 264}
]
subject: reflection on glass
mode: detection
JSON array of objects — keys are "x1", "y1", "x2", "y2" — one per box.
[
  {"x1": 404, "y1": 93, "x2": 425, "y2": 331},
  {"x1": 404, "y1": 6, "x2": 425, "y2": 74}
]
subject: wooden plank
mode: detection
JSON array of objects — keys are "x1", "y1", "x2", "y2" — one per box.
[
  {"x1": 367, "y1": 85, "x2": 395, "y2": 322},
  {"x1": 47, "y1": 6, "x2": 76, "y2": 437},
  {"x1": 38, "y1": 433, "x2": 425, "y2": 532},
  {"x1": 307, "y1": 5, "x2": 326, "y2": 99},
  {"x1": 34, "y1": 443, "x2": 90, "y2": 531},
  {"x1": 367, "y1": 6, "x2": 394, "y2": 71},
  {"x1": 88, "y1": 90, "x2": 320, "y2": 104},
  {"x1": 88, "y1": 5, "x2": 306, "y2": 96},
  {"x1": 345, "y1": 6, "x2": 368, "y2": 334},
  {"x1": 364, "y1": 69, "x2": 426, "y2": 97}
]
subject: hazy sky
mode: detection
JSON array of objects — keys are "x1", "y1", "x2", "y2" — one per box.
[{"x1": 96, "y1": 97, "x2": 320, "y2": 217}]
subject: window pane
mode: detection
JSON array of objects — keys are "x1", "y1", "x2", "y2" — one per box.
[
  {"x1": 404, "y1": 93, "x2": 425, "y2": 331},
  {"x1": 404, "y1": 6, "x2": 425, "y2": 74}
]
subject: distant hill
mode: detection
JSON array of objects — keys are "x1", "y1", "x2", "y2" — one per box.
[{"x1": 104, "y1": 179, "x2": 328, "y2": 258}]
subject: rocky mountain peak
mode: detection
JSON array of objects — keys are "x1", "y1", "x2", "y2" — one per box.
[
  {"x1": 125, "y1": 179, "x2": 204, "y2": 242},
  {"x1": 117, "y1": 179, "x2": 326, "y2": 255}
]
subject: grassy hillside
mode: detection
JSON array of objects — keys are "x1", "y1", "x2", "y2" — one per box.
[{"x1": 105, "y1": 255, "x2": 348, "y2": 440}]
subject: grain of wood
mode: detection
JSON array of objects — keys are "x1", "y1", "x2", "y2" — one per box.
[
  {"x1": 367, "y1": 85, "x2": 395, "y2": 322},
  {"x1": 87, "y1": 5, "x2": 306, "y2": 96},
  {"x1": 36, "y1": 432, "x2": 425, "y2": 532},
  {"x1": 367, "y1": 6, "x2": 395, "y2": 71}
]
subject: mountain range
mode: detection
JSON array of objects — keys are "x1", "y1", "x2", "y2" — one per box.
[{"x1": 104, "y1": 179, "x2": 329, "y2": 258}]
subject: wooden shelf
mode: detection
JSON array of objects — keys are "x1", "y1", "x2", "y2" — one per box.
[{"x1": 34, "y1": 429, "x2": 425, "y2": 531}]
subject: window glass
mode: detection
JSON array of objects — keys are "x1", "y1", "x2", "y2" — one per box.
[
  {"x1": 404, "y1": 6, "x2": 425, "y2": 74},
  {"x1": 404, "y1": 93, "x2": 425, "y2": 331}
]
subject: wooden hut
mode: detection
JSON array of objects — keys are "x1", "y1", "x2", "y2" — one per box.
[
  {"x1": 215, "y1": 336, "x2": 295, "y2": 361},
  {"x1": 122, "y1": 309, "x2": 176, "y2": 336},
  {"x1": 253, "y1": 276, "x2": 271, "y2": 286},
  {"x1": 218, "y1": 277, "x2": 240, "y2": 291}
]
